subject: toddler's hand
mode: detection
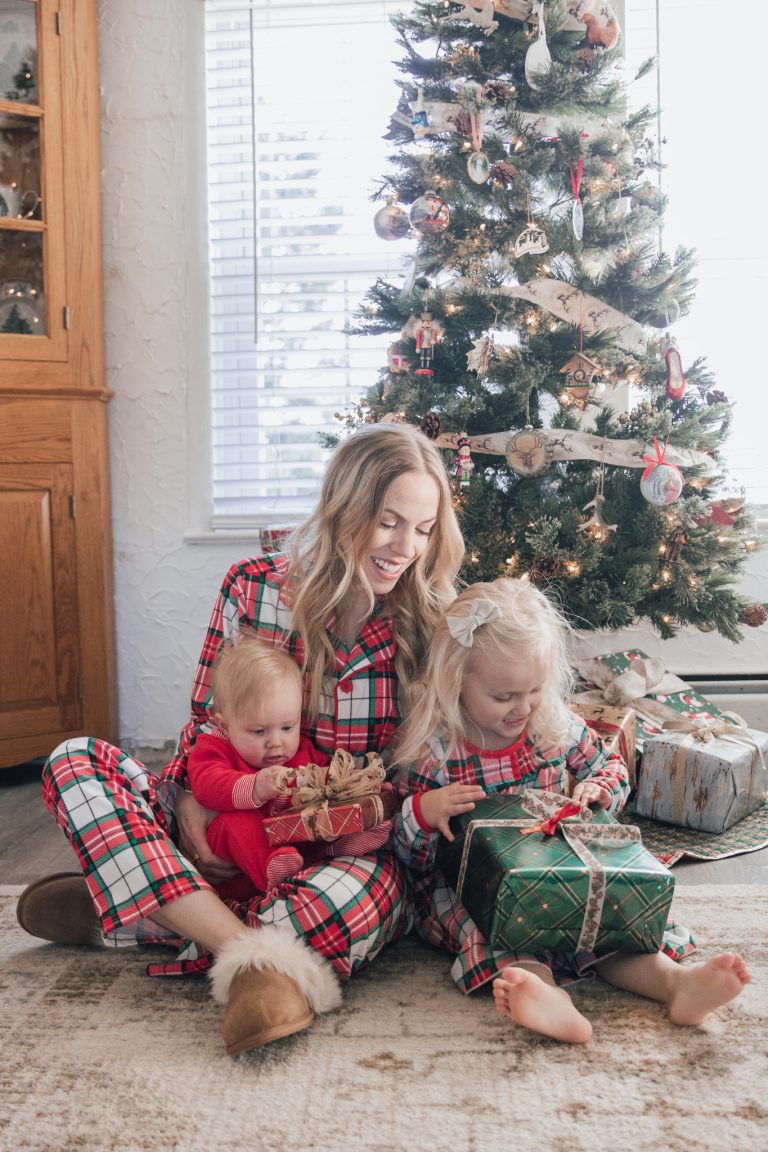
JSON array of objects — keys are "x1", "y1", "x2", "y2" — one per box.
[
  {"x1": 572, "y1": 780, "x2": 612, "y2": 810},
  {"x1": 419, "y1": 783, "x2": 487, "y2": 841}
]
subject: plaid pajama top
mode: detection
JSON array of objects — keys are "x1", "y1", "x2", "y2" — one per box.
[
  {"x1": 159, "y1": 554, "x2": 401, "y2": 809},
  {"x1": 394, "y1": 715, "x2": 630, "y2": 875}
]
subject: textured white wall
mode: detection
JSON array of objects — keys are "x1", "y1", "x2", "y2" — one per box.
[{"x1": 98, "y1": 1, "x2": 768, "y2": 750}]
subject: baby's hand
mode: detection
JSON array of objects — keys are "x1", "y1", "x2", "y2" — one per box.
[
  {"x1": 253, "y1": 764, "x2": 291, "y2": 804},
  {"x1": 419, "y1": 783, "x2": 487, "y2": 841},
  {"x1": 571, "y1": 780, "x2": 612, "y2": 810}
]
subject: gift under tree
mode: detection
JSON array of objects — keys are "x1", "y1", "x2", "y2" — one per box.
[{"x1": 347, "y1": 0, "x2": 764, "y2": 640}]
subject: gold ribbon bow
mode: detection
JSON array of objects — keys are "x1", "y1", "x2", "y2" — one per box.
[
  {"x1": 273, "y1": 749, "x2": 388, "y2": 842},
  {"x1": 455, "y1": 789, "x2": 644, "y2": 954}
]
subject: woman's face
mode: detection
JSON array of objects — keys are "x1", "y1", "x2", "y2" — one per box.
[{"x1": 359, "y1": 470, "x2": 440, "y2": 595}]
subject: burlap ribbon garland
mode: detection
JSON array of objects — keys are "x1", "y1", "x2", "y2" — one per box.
[
  {"x1": 658, "y1": 715, "x2": 767, "y2": 817},
  {"x1": 274, "y1": 749, "x2": 387, "y2": 842},
  {"x1": 574, "y1": 656, "x2": 748, "y2": 733},
  {"x1": 455, "y1": 789, "x2": 642, "y2": 954}
]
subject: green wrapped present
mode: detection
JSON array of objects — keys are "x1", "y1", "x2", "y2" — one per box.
[
  {"x1": 438, "y1": 790, "x2": 674, "y2": 956},
  {"x1": 574, "y1": 649, "x2": 738, "y2": 752}
]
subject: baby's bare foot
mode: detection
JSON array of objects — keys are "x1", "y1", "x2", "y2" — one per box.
[
  {"x1": 492, "y1": 967, "x2": 592, "y2": 1043},
  {"x1": 668, "y1": 953, "x2": 751, "y2": 1026}
]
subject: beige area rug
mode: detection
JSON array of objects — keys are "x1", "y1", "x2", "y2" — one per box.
[{"x1": 0, "y1": 885, "x2": 766, "y2": 1152}]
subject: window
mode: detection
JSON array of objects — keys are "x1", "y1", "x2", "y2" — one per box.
[{"x1": 204, "y1": 0, "x2": 410, "y2": 527}]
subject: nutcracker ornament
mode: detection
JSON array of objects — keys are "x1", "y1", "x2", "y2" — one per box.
[
  {"x1": 455, "y1": 435, "x2": 475, "y2": 488},
  {"x1": 415, "y1": 312, "x2": 443, "y2": 377}
]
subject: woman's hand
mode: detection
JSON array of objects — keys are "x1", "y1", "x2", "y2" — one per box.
[
  {"x1": 174, "y1": 788, "x2": 240, "y2": 885},
  {"x1": 571, "y1": 780, "x2": 612, "y2": 810},
  {"x1": 419, "y1": 784, "x2": 487, "y2": 841}
]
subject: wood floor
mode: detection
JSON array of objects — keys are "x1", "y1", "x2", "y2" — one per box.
[{"x1": 2, "y1": 759, "x2": 768, "y2": 887}]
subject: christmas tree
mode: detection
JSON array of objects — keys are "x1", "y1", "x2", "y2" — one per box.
[{"x1": 348, "y1": 0, "x2": 764, "y2": 640}]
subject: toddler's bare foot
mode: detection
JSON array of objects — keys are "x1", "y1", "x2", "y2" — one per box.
[
  {"x1": 492, "y1": 967, "x2": 592, "y2": 1044},
  {"x1": 668, "y1": 953, "x2": 751, "y2": 1026}
]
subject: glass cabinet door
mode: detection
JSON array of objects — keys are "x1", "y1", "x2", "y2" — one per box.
[{"x1": 0, "y1": 0, "x2": 66, "y2": 361}]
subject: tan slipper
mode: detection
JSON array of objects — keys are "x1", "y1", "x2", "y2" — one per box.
[
  {"x1": 16, "y1": 871, "x2": 100, "y2": 945},
  {"x1": 222, "y1": 967, "x2": 315, "y2": 1054}
]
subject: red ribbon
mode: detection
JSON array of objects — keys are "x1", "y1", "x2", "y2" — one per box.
[
  {"x1": 643, "y1": 434, "x2": 669, "y2": 467},
  {"x1": 519, "y1": 800, "x2": 582, "y2": 837},
  {"x1": 569, "y1": 158, "x2": 584, "y2": 203}
]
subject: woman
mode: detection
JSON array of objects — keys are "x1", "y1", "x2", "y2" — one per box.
[{"x1": 17, "y1": 423, "x2": 465, "y2": 1055}]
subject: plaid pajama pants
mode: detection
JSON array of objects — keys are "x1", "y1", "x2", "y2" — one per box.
[{"x1": 42, "y1": 737, "x2": 412, "y2": 978}]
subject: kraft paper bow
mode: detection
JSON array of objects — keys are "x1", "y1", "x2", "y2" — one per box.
[
  {"x1": 455, "y1": 789, "x2": 643, "y2": 954},
  {"x1": 574, "y1": 657, "x2": 748, "y2": 733},
  {"x1": 446, "y1": 598, "x2": 503, "y2": 647},
  {"x1": 660, "y1": 714, "x2": 767, "y2": 809},
  {"x1": 276, "y1": 748, "x2": 386, "y2": 810}
]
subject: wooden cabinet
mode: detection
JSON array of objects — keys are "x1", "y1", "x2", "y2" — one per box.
[{"x1": 0, "y1": 0, "x2": 116, "y2": 767}]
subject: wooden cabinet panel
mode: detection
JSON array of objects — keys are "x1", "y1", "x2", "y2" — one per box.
[{"x1": 0, "y1": 463, "x2": 81, "y2": 741}]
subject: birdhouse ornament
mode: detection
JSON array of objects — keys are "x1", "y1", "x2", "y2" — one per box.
[{"x1": 559, "y1": 351, "x2": 600, "y2": 409}]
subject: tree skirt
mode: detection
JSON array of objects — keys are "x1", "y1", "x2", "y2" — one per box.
[{"x1": 617, "y1": 802, "x2": 768, "y2": 866}]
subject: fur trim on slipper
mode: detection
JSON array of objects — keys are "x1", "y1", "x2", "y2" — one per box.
[{"x1": 209, "y1": 926, "x2": 342, "y2": 1014}]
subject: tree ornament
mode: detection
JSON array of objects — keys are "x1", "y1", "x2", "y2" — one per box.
[
  {"x1": 582, "y1": 7, "x2": 620, "y2": 49},
  {"x1": 374, "y1": 199, "x2": 410, "y2": 241},
  {"x1": 455, "y1": 435, "x2": 475, "y2": 488},
  {"x1": 441, "y1": 0, "x2": 499, "y2": 37},
  {"x1": 491, "y1": 160, "x2": 518, "y2": 188},
  {"x1": 409, "y1": 191, "x2": 450, "y2": 236},
  {"x1": 742, "y1": 603, "x2": 768, "y2": 628},
  {"x1": 640, "y1": 437, "x2": 684, "y2": 505},
  {"x1": 505, "y1": 428, "x2": 553, "y2": 476},
  {"x1": 525, "y1": 2, "x2": 553, "y2": 90},
  {"x1": 419, "y1": 412, "x2": 442, "y2": 440},
  {"x1": 387, "y1": 341, "x2": 412, "y2": 374},
  {"x1": 570, "y1": 157, "x2": 584, "y2": 241},
  {"x1": 466, "y1": 104, "x2": 490, "y2": 185},
  {"x1": 647, "y1": 298, "x2": 680, "y2": 328},
  {"x1": 577, "y1": 459, "x2": 617, "y2": 541},
  {"x1": 664, "y1": 528, "x2": 687, "y2": 563},
  {"x1": 559, "y1": 351, "x2": 600, "y2": 410},
  {"x1": 467, "y1": 333, "x2": 494, "y2": 376},
  {"x1": 663, "y1": 336, "x2": 687, "y2": 401},
  {"x1": 415, "y1": 312, "x2": 443, "y2": 376}
]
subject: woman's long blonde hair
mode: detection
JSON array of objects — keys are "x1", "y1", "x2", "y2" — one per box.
[
  {"x1": 392, "y1": 578, "x2": 575, "y2": 770},
  {"x1": 286, "y1": 423, "x2": 465, "y2": 719}
]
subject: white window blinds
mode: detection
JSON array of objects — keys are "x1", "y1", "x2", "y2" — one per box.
[{"x1": 204, "y1": 0, "x2": 411, "y2": 526}]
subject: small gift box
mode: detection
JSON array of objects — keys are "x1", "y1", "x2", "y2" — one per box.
[
  {"x1": 574, "y1": 649, "x2": 738, "y2": 752},
  {"x1": 634, "y1": 718, "x2": 768, "y2": 833},
  {"x1": 569, "y1": 701, "x2": 638, "y2": 790},
  {"x1": 438, "y1": 790, "x2": 674, "y2": 956},
  {"x1": 263, "y1": 749, "x2": 396, "y2": 846}
]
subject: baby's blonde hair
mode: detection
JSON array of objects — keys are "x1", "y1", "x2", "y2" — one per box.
[
  {"x1": 211, "y1": 633, "x2": 302, "y2": 719},
  {"x1": 392, "y1": 578, "x2": 575, "y2": 769}
]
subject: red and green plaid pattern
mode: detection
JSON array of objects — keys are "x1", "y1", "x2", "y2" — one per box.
[{"x1": 164, "y1": 555, "x2": 401, "y2": 792}]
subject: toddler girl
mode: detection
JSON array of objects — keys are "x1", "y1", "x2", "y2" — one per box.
[
  {"x1": 187, "y1": 635, "x2": 389, "y2": 895},
  {"x1": 393, "y1": 578, "x2": 750, "y2": 1043}
]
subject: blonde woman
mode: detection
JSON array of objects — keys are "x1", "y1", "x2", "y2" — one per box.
[
  {"x1": 18, "y1": 423, "x2": 465, "y2": 1055},
  {"x1": 393, "y1": 578, "x2": 750, "y2": 1043}
]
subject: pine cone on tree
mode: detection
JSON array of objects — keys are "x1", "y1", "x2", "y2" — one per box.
[
  {"x1": 419, "y1": 411, "x2": 442, "y2": 440},
  {"x1": 742, "y1": 603, "x2": 767, "y2": 628},
  {"x1": 491, "y1": 161, "x2": 518, "y2": 187}
]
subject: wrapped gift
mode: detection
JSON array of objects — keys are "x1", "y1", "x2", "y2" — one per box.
[
  {"x1": 574, "y1": 649, "x2": 740, "y2": 752},
  {"x1": 263, "y1": 749, "x2": 396, "y2": 846},
  {"x1": 438, "y1": 790, "x2": 674, "y2": 956},
  {"x1": 634, "y1": 717, "x2": 768, "y2": 833},
  {"x1": 264, "y1": 784, "x2": 396, "y2": 845},
  {"x1": 569, "y1": 701, "x2": 638, "y2": 790}
]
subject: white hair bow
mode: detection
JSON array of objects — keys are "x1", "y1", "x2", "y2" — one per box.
[{"x1": 446, "y1": 598, "x2": 503, "y2": 647}]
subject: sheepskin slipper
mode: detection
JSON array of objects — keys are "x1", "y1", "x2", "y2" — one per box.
[
  {"x1": 210, "y1": 926, "x2": 342, "y2": 1055},
  {"x1": 16, "y1": 871, "x2": 101, "y2": 946}
]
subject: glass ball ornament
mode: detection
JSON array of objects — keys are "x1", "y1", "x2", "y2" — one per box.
[
  {"x1": 640, "y1": 460, "x2": 684, "y2": 506},
  {"x1": 409, "y1": 191, "x2": 450, "y2": 236},
  {"x1": 373, "y1": 200, "x2": 410, "y2": 241}
]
